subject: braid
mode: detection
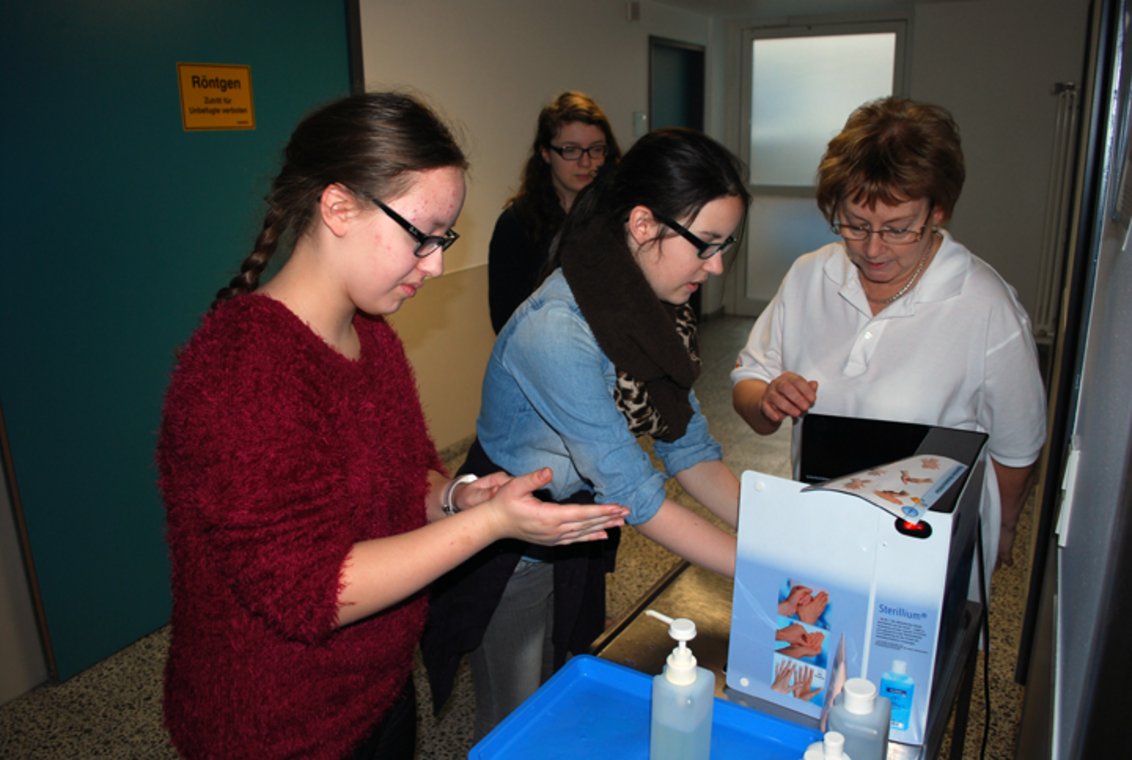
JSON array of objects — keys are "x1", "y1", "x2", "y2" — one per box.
[{"x1": 212, "y1": 207, "x2": 285, "y2": 309}]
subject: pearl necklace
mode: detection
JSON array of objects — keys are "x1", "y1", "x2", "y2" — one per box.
[{"x1": 868, "y1": 231, "x2": 939, "y2": 305}]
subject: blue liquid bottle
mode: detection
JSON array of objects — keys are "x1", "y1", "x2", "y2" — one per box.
[
  {"x1": 646, "y1": 610, "x2": 713, "y2": 760},
  {"x1": 879, "y1": 659, "x2": 915, "y2": 732}
]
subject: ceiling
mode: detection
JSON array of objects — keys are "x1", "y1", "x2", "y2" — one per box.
[{"x1": 650, "y1": 0, "x2": 918, "y2": 20}]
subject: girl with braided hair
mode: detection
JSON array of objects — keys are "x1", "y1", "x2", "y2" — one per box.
[{"x1": 157, "y1": 91, "x2": 626, "y2": 760}]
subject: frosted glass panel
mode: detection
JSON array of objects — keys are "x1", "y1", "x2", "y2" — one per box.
[
  {"x1": 744, "y1": 197, "x2": 837, "y2": 304},
  {"x1": 750, "y1": 34, "x2": 895, "y2": 186}
]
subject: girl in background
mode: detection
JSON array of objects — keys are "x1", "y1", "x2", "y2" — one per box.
[{"x1": 488, "y1": 91, "x2": 621, "y2": 332}]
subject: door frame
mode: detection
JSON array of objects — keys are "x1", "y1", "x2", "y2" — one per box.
[{"x1": 649, "y1": 35, "x2": 706, "y2": 132}]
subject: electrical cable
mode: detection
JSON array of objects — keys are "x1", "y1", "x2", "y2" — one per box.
[{"x1": 975, "y1": 517, "x2": 991, "y2": 760}]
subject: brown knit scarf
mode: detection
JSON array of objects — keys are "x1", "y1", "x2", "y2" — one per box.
[{"x1": 560, "y1": 217, "x2": 700, "y2": 442}]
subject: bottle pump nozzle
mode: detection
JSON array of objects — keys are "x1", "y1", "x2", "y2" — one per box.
[{"x1": 646, "y1": 609, "x2": 698, "y2": 686}]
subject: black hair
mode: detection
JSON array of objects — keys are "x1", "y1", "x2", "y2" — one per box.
[{"x1": 548, "y1": 127, "x2": 749, "y2": 272}]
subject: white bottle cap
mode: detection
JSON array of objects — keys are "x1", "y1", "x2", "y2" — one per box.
[
  {"x1": 842, "y1": 677, "x2": 878, "y2": 715},
  {"x1": 823, "y1": 731, "x2": 847, "y2": 758},
  {"x1": 891, "y1": 659, "x2": 908, "y2": 674},
  {"x1": 803, "y1": 731, "x2": 850, "y2": 760}
]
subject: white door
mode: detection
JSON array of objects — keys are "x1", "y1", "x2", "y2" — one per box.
[{"x1": 728, "y1": 22, "x2": 907, "y2": 316}]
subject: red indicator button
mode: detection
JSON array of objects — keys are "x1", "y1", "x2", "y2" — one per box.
[{"x1": 894, "y1": 518, "x2": 933, "y2": 539}]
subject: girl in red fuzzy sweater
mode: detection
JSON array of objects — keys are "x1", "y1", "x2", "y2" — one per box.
[{"x1": 157, "y1": 92, "x2": 627, "y2": 760}]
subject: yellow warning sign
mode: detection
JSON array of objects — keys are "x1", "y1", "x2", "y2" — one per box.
[{"x1": 177, "y1": 63, "x2": 255, "y2": 131}]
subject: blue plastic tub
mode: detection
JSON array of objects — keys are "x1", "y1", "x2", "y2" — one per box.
[{"x1": 470, "y1": 655, "x2": 820, "y2": 759}]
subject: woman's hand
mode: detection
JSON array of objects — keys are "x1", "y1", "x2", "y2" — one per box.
[
  {"x1": 336, "y1": 468, "x2": 625, "y2": 626},
  {"x1": 482, "y1": 467, "x2": 628, "y2": 546},
  {"x1": 453, "y1": 471, "x2": 510, "y2": 510},
  {"x1": 760, "y1": 372, "x2": 818, "y2": 425},
  {"x1": 734, "y1": 374, "x2": 818, "y2": 435}
]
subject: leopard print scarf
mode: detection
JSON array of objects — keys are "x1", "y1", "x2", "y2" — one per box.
[
  {"x1": 560, "y1": 215, "x2": 700, "y2": 443},
  {"x1": 613, "y1": 303, "x2": 699, "y2": 438}
]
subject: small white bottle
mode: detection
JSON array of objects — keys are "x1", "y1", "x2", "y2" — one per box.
[
  {"x1": 879, "y1": 659, "x2": 915, "y2": 732},
  {"x1": 646, "y1": 610, "x2": 714, "y2": 760},
  {"x1": 827, "y1": 677, "x2": 890, "y2": 760},
  {"x1": 803, "y1": 730, "x2": 852, "y2": 760}
]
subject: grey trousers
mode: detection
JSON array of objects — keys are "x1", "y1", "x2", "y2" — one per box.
[{"x1": 469, "y1": 558, "x2": 555, "y2": 741}]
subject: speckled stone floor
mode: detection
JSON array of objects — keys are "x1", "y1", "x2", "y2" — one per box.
[{"x1": 0, "y1": 315, "x2": 1032, "y2": 759}]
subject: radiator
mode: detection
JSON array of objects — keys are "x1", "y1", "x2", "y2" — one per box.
[{"x1": 1034, "y1": 81, "x2": 1080, "y2": 344}]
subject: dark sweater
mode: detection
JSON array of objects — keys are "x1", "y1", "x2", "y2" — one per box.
[
  {"x1": 157, "y1": 295, "x2": 439, "y2": 759},
  {"x1": 487, "y1": 199, "x2": 562, "y2": 333}
]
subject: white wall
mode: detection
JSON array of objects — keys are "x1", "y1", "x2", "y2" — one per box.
[
  {"x1": 361, "y1": 0, "x2": 712, "y2": 273},
  {"x1": 359, "y1": 0, "x2": 711, "y2": 448},
  {"x1": 906, "y1": 0, "x2": 1090, "y2": 321}
]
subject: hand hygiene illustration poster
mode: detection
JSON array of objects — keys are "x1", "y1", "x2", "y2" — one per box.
[
  {"x1": 803, "y1": 455, "x2": 967, "y2": 523},
  {"x1": 727, "y1": 469, "x2": 953, "y2": 745},
  {"x1": 727, "y1": 472, "x2": 879, "y2": 721}
]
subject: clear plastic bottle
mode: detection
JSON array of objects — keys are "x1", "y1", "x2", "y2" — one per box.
[
  {"x1": 879, "y1": 659, "x2": 915, "y2": 732},
  {"x1": 646, "y1": 610, "x2": 714, "y2": 760},
  {"x1": 803, "y1": 730, "x2": 852, "y2": 760},
  {"x1": 827, "y1": 677, "x2": 890, "y2": 760}
]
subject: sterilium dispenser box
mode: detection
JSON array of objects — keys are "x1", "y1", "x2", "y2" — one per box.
[{"x1": 725, "y1": 414, "x2": 987, "y2": 747}]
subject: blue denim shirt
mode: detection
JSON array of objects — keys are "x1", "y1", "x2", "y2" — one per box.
[{"x1": 477, "y1": 269, "x2": 723, "y2": 525}]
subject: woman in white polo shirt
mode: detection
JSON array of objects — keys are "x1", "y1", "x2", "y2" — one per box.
[{"x1": 732, "y1": 96, "x2": 1046, "y2": 587}]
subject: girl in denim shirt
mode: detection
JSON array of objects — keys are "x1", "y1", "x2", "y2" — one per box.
[{"x1": 424, "y1": 128, "x2": 750, "y2": 740}]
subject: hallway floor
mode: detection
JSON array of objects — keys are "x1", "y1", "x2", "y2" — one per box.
[{"x1": 0, "y1": 315, "x2": 1032, "y2": 758}]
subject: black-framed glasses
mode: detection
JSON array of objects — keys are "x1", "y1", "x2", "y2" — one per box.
[
  {"x1": 832, "y1": 204, "x2": 933, "y2": 245},
  {"x1": 547, "y1": 143, "x2": 608, "y2": 161},
  {"x1": 366, "y1": 194, "x2": 459, "y2": 257},
  {"x1": 653, "y1": 212, "x2": 738, "y2": 260}
]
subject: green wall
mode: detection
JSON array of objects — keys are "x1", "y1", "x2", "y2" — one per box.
[{"x1": 0, "y1": 1, "x2": 353, "y2": 679}]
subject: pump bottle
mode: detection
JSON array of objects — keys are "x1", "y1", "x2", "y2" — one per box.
[
  {"x1": 803, "y1": 730, "x2": 852, "y2": 760},
  {"x1": 646, "y1": 610, "x2": 713, "y2": 760},
  {"x1": 827, "y1": 677, "x2": 890, "y2": 760}
]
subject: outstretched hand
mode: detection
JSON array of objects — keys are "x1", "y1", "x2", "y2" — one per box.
[{"x1": 483, "y1": 468, "x2": 628, "y2": 546}]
